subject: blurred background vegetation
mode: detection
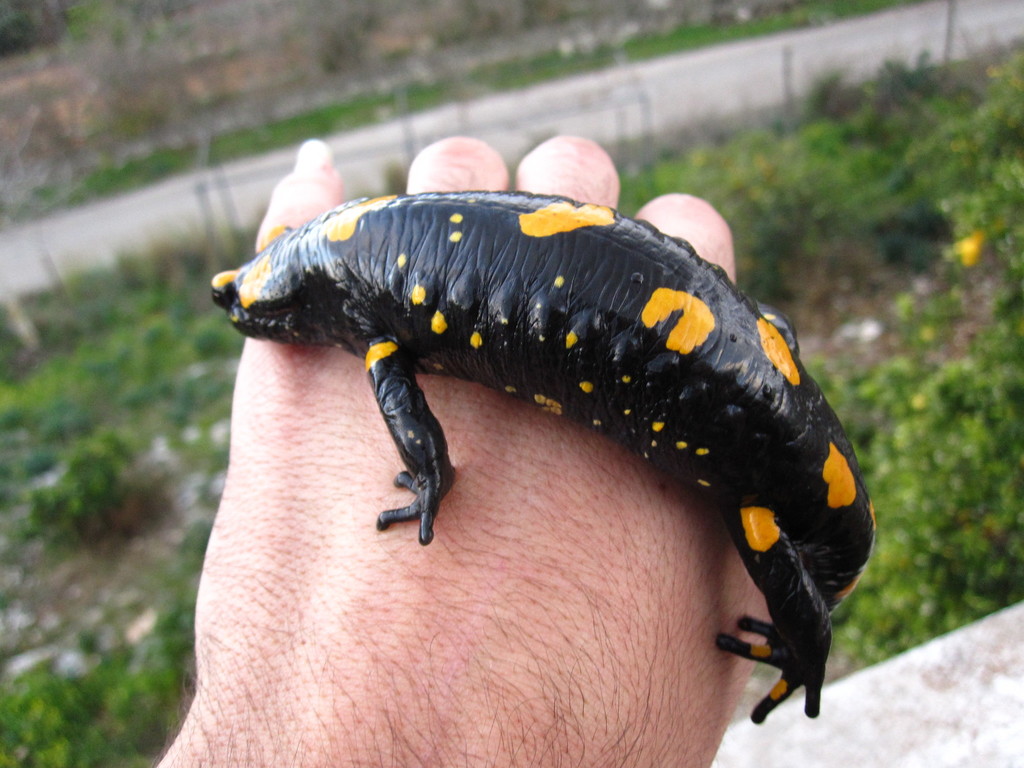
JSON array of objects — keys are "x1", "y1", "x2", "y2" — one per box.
[
  {"x1": 1, "y1": 0, "x2": 914, "y2": 220},
  {"x1": 2, "y1": 1, "x2": 1022, "y2": 764}
]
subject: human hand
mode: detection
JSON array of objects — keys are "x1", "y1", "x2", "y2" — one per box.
[{"x1": 160, "y1": 135, "x2": 761, "y2": 767}]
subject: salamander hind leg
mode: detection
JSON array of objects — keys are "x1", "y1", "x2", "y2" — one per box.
[
  {"x1": 365, "y1": 340, "x2": 455, "y2": 545},
  {"x1": 717, "y1": 505, "x2": 831, "y2": 723},
  {"x1": 716, "y1": 617, "x2": 820, "y2": 723}
]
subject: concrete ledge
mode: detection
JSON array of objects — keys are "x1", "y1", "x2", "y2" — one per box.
[{"x1": 714, "y1": 602, "x2": 1024, "y2": 767}]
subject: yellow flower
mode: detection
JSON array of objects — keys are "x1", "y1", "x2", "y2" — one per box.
[{"x1": 954, "y1": 230, "x2": 985, "y2": 267}]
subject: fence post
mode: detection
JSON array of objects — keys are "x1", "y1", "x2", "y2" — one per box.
[
  {"x1": 396, "y1": 86, "x2": 417, "y2": 167},
  {"x1": 943, "y1": 0, "x2": 958, "y2": 63},
  {"x1": 782, "y1": 45, "x2": 795, "y2": 131}
]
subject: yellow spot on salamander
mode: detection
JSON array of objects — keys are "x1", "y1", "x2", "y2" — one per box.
[
  {"x1": 641, "y1": 288, "x2": 716, "y2": 354},
  {"x1": 256, "y1": 223, "x2": 288, "y2": 253},
  {"x1": 238, "y1": 254, "x2": 273, "y2": 309},
  {"x1": 823, "y1": 442, "x2": 857, "y2": 508},
  {"x1": 757, "y1": 317, "x2": 801, "y2": 386},
  {"x1": 835, "y1": 574, "x2": 862, "y2": 600},
  {"x1": 697, "y1": 479, "x2": 711, "y2": 487},
  {"x1": 519, "y1": 201, "x2": 615, "y2": 237},
  {"x1": 565, "y1": 331, "x2": 579, "y2": 349},
  {"x1": 450, "y1": 213, "x2": 463, "y2": 224},
  {"x1": 411, "y1": 285, "x2": 427, "y2": 305},
  {"x1": 364, "y1": 341, "x2": 399, "y2": 371},
  {"x1": 869, "y1": 500, "x2": 877, "y2": 529},
  {"x1": 211, "y1": 269, "x2": 239, "y2": 289},
  {"x1": 396, "y1": 253, "x2": 407, "y2": 268},
  {"x1": 740, "y1": 506, "x2": 781, "y2": 552},
  {"x1": 533, "y1": 394, "x2": 563, "y2": 416},
  {"x1": 652, "y1": 422, "x2": 665, "y2": 432},
  {"x1": 579, "y1": 381, "x2": 594, "y2": 393},
  {"x1": 324, "y1": 196, "x2": 396, "y2": 241},
  {"x1": 695, "y1": 447, "x2": 710, "y2": 456},
  {"x1": 470, "y1": 331, "x2": 483, "y2": 348},
  {"x1": 504, "y1": 385, "x2": 517, "y2": 393},
  {"x1": 675, "y1": 441, "x2": 688, "y2": 450},
  {"x1": 769, "y1": 679, "x2": 789, "y2": 701},
  {"x1": 750, "y1": 644, "x2": 772, "y2": 659},
  {"x1": 449, "y1": 231, "x2": 463, "y2": 243},
  {"x1": 623, "y1": 409, "x2": 632, "y2": 416},
  {"x1": 621, "y1": 375, "x2": 632, "y2": 383},
  {"x1": 431, "y1": 311, "x2": 448, "y2": 334},
  {"x1": 553, "y1": 275, "x2": 565, "y2": 288},
  {"x1": 592, "y1": 419, "x2": 602, "y2": 427}
]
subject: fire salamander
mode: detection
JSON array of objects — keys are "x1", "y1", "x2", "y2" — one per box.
[{"x1": 212, "y1": 191, "x2": 875, "y2": 724}]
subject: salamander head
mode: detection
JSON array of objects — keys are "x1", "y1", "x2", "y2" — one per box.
[{"x1": 211, "y1": 246, "x2": 309, "y2": 343}]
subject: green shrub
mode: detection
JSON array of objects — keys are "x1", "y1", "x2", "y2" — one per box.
[
  {"x1": 632, "y1": 119, "x2": 927, "y2": 299},
  {"x1": 0, "y1": 1, "x2": 36, "y2": 56},
  {"x1": 828, "y1": 321, "x2": 1024, "y2": 659},
  {"x1": 0, "y1": 607, "x2": 193, "y2": 768},
  {"x1": 829, "y1": 52, "x2": 1024, "y2": 660},
  {"x1": 25, "y1": 429, "x2": 143, "y2": 544},
  {"x1": 874, "y1": 198, "x2": 949, "y2": 271},
  {"x1": 36, "y1": 398, "x2": 94, "y2": 443}
]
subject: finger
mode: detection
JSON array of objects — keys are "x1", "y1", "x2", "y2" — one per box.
[
  {"x1": 406, "y1": 137, "x2": 509, "y2": 193},
  {"x1": 637, "y1": 194, "x2": 736, "y2": 282},
  {"x1": 515, "y1": 136, "x2": 619, "y2": 206},
  {"x1": 256, "y1": 139, "x2": 345, "y2": 252}
]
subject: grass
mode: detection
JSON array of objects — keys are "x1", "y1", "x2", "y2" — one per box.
[{"x1": 624, "y1": 0, "x2": 921, "y2": 60}]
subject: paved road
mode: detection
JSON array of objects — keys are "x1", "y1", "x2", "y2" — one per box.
[{"x1": 2, "y1": 0, "x2": 1022, "y2": 299}]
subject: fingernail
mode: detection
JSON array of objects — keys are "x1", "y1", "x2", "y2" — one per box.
[{"x1": 295, "y1": 139, "x2": 333, "y2": 172}]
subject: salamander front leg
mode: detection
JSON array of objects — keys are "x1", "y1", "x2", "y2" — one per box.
[{"x1": 365, "y1": 340, "x2": 455, "y2": 545}]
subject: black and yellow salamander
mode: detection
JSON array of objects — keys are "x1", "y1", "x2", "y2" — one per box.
[{"x1": 212, "y1": 191, "x2": 875, "y2": 724}]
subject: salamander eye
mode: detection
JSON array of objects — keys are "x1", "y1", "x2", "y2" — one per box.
[
  {"x1": 210, "y1": 255, "x2": 305, "y2": 324},
  {"x1": 211, "y1": 269, "x2": 239, "y2": 309},
  {"x1": 232, "y1": 253, "x2": 306, "y2": 313}
]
